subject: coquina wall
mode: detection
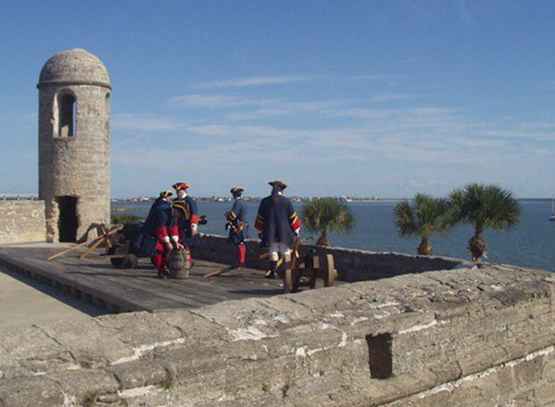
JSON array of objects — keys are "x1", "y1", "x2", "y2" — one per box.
[
  {"x1": 0, "y1": 265, "x2": 552, "y2": 406},
  {"x1": 191, "y1": 234, "x2": 469, "y2": 281},
  {"x1": 0, "y1": 201, "x2": 46, "y2": 244}
]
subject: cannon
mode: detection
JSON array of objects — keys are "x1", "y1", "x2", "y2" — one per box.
[
  {"x1": 108, "y1": 222, "x2": 193, "y2": 279},
  {"x1": 282, "y1": 239, "x2": 337, "y2": 293},
  {"x1": 108, "y1": 222, "x2": 144, "y2": 269}
]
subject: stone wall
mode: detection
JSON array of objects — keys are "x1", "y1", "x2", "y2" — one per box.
[
  {"x1": 0, "y1": 201, "x2": 46, "y2": 244},
  {"x1": 0, "y1": 265, "x2": 553, "y2": 406},
  {"x1": 192, "y1": 234, "x2": 468, "y2": 281},
  {"x1": 38, "y1": 83, "x2": 111, "y2": 242}
]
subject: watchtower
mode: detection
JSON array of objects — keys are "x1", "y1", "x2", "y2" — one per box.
[{"x1": 37, "y1": 49, "x2": 111, "y2": 242}]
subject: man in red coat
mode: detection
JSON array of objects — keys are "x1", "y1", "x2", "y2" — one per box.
[{"x1": 149, "y1": 192, "x2": 184, "y2": 278}]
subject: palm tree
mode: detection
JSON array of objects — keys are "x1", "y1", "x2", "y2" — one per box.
[
  {"x1": 394, "y1": 194, "x2": 451, "y2": 255},
  {"x1": 302, "y1": 198, "x2": 355, "y2": 246},
  {"x1": 449, "y1": 184, "x2": 520, "y2": 262}
]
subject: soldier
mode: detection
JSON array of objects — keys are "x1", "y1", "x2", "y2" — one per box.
[
  {"x1": 172, "y1": 182, "x2": 200, "y2": 267},
  {"x1": 225, "y1": 186, "x2": 248, "y2": 270},
  {"x1": 144, "y1": 190, "x2": 172, "y2": 226},
  {"x1": 172, "y1": 182, "x2": 200, "y2": 239},
  {"x1": 141, "y1": 190, "x2": 183, "y2": 278},
  {"x1": 255, "y1": 180, "x2": 302, "y2": 279}
]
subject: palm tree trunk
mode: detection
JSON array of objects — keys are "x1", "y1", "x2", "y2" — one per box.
[
  {"x1": 316, "y1": 230, "x2": 330, "y2": 247},
  {"x1": 417, "y1": 237, "x2": 432, "y2": 255},
  {"x1": 468, "y1": 227, "x2": 486, "y2": 262}
]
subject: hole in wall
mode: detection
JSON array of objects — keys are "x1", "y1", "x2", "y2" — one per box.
[
  {"x1": 366, "y1": 333, "x2": 393, "y2": 379},
  {"x1": 57, "y1": 196, "x2": 79, "y2": 242}
]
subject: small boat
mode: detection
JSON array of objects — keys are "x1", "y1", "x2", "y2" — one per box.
[{"x1": 550, "y1": 198, "x2": 555, "y2": 221}]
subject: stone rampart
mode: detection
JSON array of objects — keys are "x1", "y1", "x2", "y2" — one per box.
[
  {"x1": 192, "y1": 234, "x2": 468, "y2": 281},
  {"x1": 0, "y1": 264, "x2": 553, "y2": 406},
  {"x1": 0, "y1": 200, "x2": 46, "y2": 244}
]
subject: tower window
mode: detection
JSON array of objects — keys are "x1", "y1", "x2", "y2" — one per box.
[{"x1": 58, "y1": 93, "x2": 77, "y2": 138}]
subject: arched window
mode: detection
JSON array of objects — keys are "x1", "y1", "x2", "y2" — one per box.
[{"x1": 58, "y1": 93, "x2": 77, "y2": 138}]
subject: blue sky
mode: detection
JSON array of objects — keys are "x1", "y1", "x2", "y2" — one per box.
[{"x1": 1, "y1": 1, "x2": 555, "y2": 198}]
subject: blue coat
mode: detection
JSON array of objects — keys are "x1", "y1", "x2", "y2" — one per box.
[
  {"x1": 226, "y1": 199, "x2": 248, "y2": 244},
  {"x1": 142, "y1": 198, "x2": 172, "y2": 237},
  {"x1": 255, "y1": 194, "x2": 300, "y2": 247},
  {"x1": 174, "y1": 196, "x2": 199, "y2": 239}
]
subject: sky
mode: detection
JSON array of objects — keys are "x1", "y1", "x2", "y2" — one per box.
[{"x1": 1, "y1": 1, "x2": 555, "y2": 198}]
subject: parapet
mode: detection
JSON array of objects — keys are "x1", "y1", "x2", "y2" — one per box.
[
  {"x1": 0, "y1": 200, "x2": 46, "y2": 244},
  {"x1": 0, "y1": 264, "x2": 553, "y2": 406}
]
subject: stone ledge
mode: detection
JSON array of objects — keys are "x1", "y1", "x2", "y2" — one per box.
[
  {"x1": 192, "y1": 234, "x2": 471, "y2": 282},
  {"x1": 0, "y1": 265, "x2": 552, "y2": 406}
]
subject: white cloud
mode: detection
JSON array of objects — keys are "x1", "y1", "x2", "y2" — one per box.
[
  {"x1": 169, "y1": 94, "x2": 350, "y2": 119},
  {"x1": 168, "y1": 94, "x2": 271, "y2": 108},
  {"x1": 193, "y1": 75, "x2": 313, "y2": 89},
  {"x1": 111, "y1": 95, "x2": 555, "y2": 196},
  {"x1": 112, "y1": 114, "x2": 183, "y2": 131}
]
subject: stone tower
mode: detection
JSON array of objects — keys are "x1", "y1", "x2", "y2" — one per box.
[{"x1": 38, "y1": 49, "x2": 111, "y2": 242}]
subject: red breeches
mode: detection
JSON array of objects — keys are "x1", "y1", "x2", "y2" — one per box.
[
  {"x1": 236, "y1": 242, "x2": 246, "y2": 266},
  {"x1": 151, "y1": 241, "x2": 167, "y2": 272}
]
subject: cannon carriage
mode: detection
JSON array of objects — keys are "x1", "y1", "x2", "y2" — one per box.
[
  {"x1": 108, "y1": 222, "x2": 192, "y2": 279},
  {"x1": 282, "y1": 239, "x2": 337, "y2": 293}
]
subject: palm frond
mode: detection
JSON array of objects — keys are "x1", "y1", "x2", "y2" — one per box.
[
  {"x1": 301, "y1": 198, "x2": 355, "y2": 238},
  {"x1": 450, "y1": 183, "x2": 521, "y2": 232},
  {"x1": 394, "y1": 194, "x2": 452, "y2": 239}
]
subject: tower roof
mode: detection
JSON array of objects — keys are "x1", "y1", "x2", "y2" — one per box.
[{"x1": 38, "y1": 49, "x2": 111, "y2": 89}]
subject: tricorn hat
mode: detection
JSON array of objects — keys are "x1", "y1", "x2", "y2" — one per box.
[
  {"x1": 172, "y1": 182, "x2": 191, "y2": 191},
  {"x1": 159, "y1": 190, "x2": 173, "y2": 198},
  {"x1": 268, "y1": 180, "x2": 287, "y2": 190},
  {"x1": 230, "y1": 186, "x2": 245, "y2": 194}
]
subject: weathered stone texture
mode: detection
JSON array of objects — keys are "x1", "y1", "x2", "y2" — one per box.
[
  {"x1": 0, "y1": 265, "x2": 553, "y2": 406},
  {"x1": 38, "y1": 49, "x2": 111, "y2": 242},
  {"x1": 0, "y1": 201, "x2": 46, "y2": 244},
  {"x1": 192, "y1": 234, "x2": 468, "y2": 282}
]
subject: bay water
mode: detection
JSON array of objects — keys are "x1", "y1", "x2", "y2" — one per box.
[{"x1": 114, "y1": 199, "x2": 555, "y2": 272}]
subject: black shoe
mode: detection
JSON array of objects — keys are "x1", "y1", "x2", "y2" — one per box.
[
  {"x1": 222, "y1": 265, "x2": 237, "y2": 273},
  {"x1": 157, "y1": 269, "x2": 169, "y2": 279},
  {"x1": 265, "y1": 269, "x2": 276, "y2": 279}
]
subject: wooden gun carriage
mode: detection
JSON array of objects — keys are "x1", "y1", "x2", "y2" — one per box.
[
  {"x1": 107, "y1": 222, "x2": 143, "y2": 269},
  {"x1": 282, "y1": 239, "x2": 337, "y2": 293}
]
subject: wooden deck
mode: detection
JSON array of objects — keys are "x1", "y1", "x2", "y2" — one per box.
[{"x1": 0, "y1": 243, "x2": 289, "y2": 313}]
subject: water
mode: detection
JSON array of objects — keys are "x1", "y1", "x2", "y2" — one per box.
[{"x1": 113, "y1": 199, "x2": 555, "y2": 272}]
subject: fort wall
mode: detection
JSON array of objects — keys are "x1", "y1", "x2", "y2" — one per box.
[
  {"x1": 0, "y1": 200, "x2": 46, "y2": 244},
  {"x1": 192, "y1": 234, "x2": 469, "y2": 281},
  {"x1": 0, "y1": 265, "x2": 552, "y2": 406}
]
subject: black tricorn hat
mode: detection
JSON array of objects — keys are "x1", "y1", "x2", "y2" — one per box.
[
  {"x1": 159, "y1": 190, "x2": 173, "y2": 198},
  {"x1": 230, "y1": 186, "x2": 245, "y2": 194},
  {"x1": 268, "y1": 180, "x2": 287, "y2": 190}
]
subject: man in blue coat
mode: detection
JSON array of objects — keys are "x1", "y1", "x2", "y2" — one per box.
[
  {"x1": 140, "y1": 190, "x2": 181, "y2": 278},
  {"x1": 225, "y1": 186, "x2": 248, "y2": 270},
  {"x1": 255, "y1": 180, "x2": 301, "y2": 279}
]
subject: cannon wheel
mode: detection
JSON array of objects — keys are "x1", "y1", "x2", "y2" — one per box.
[
  {"x1": 306, "y1": 255, "x2": 317, "y2": 289},
  {"x1": 126, "y1": 254, "x2": 139, "y2": 269},
  {"x1": 322, "y1": 254, "x2": 336, "y2": 287},
  {"x1": 283, "y1": 267, "x2": 295, "y2": 293},
  {"x1": 110, "y1": 254, "x2": 138, "y2": 269},
  {"x1": 283, "y1": 239, "x2": 302, "y2": 293}
]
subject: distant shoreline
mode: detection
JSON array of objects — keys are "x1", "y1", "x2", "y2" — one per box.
[{"x1": 111, "y1": 197, "x2": 553, "y2": 204}]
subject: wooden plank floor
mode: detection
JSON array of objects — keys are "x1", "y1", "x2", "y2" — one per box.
[{"x1": 0, "y1": 244, "x2": 288, "y2": 312}]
